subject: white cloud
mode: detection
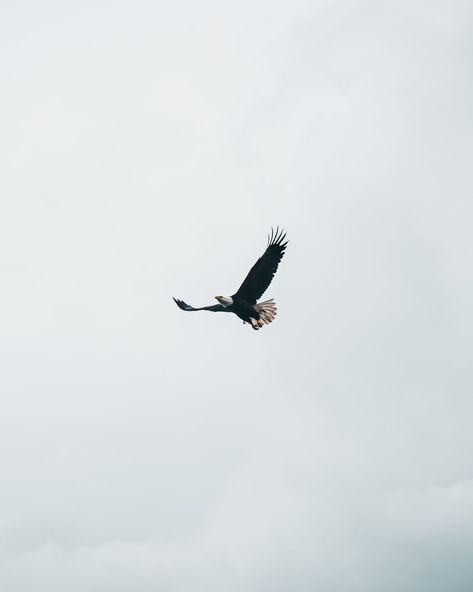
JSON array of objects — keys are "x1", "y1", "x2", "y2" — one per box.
[{"x1": 1, "y1": 0, "x2": 472, "y2": 590}]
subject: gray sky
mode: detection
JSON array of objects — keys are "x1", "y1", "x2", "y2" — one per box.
[{"x1": 1, "y1": 1, "x2": 473, "y2": 590}]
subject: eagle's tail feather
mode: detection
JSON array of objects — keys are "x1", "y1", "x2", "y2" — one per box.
[{"x1": 251, "y1": 299, "x2": 277, "y2": 330}]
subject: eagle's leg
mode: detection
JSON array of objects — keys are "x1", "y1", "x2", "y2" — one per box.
[{"x1": 250, "y1": 318, "x2": 262, "y2": 330}]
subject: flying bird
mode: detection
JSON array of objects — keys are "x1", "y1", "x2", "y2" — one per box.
[{"x1": 173, "y1": 227, "x2": 288, "y2": 330}]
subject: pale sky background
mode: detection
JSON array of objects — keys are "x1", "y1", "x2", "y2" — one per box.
[{"x1": 1, "y1": 1, "x2": 473, "y2": 590}]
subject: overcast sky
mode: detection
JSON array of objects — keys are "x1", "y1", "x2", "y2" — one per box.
[{"x1": 1, "y1": 1, "x2": 473, "y2": 590}]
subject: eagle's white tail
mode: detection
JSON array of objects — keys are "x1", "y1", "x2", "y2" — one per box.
[{"x1": 250, "y1": 299, "x2": 277, "y2": 330}]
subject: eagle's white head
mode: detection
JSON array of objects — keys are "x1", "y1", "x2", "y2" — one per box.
[{"x1": 215, "y1": 295, "x2": 233, "y2": 308}]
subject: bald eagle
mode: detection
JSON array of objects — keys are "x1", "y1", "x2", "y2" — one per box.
[{"x1": 173, "y1": 228, "x2": 288, "y2": 330}]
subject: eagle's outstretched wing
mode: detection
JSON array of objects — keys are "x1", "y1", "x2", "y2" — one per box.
[
  {"x1": 173, "y1": 298, "x2": 225, "y2": 312},
  {"x1": 233, "y1": 227, "x2": 288, "y2": 304}
]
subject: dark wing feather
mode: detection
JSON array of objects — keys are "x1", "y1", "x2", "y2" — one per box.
[
  {"x1": 173, "y1": 298, "x2": 225, "y2": 312},
  {"x1": 233, "y1": 227, "x2": 288, "y2": 304}
]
